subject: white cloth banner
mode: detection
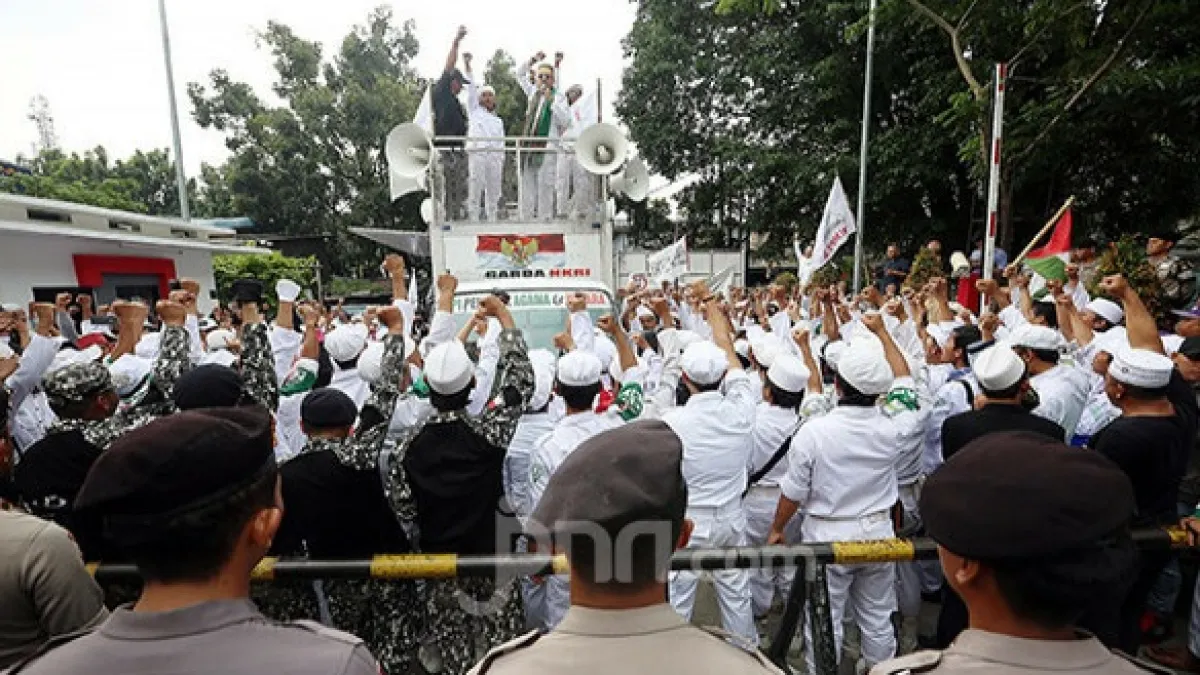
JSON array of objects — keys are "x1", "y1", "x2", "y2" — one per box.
[
  {"x1": 801, "y1": 176, "x2": 857, "y2": 286},
  {"x1": 568, "y1": 89, "x2": 600, "y2": 138},
  {"x1": 414, "y1": 85, "x2": 434, "y2": 134},
  {"x1": 648, "y1": 237, "x2": 688, "y2": 283}
]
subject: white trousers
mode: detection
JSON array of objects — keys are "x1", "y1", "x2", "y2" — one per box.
[
  {"x1": 555, "y1": 150, "x2": 592, "y2": 217},
  {"x1": 520, "y1": 153, "x2": 557, "y2": 220},
  {"x1": 467, "y1": 152, "x2": 503, "y2": 221},
  {"x1": 802, "y1": 512, "x2": 897, "y2": 674},
  {"x1": 669, "y1": 503, "x2": 758, "y2": 647},
  {"x1": 743, "y1": 486, "x2": 802, "y2": 617}
]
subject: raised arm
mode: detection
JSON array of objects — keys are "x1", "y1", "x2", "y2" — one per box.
[
  {"x1": 463, "y1": 52, "x2": 480, "y2": 113},
  {"x1": 520, "y1": 51, "x2": 545, "y2": 98},
  {"x1": 862, "y1": 312, "x2": 911, "y2": 380},
  {"x1": 478, "y1": 296, "x2": 534, "y2": 449},
  {"x1": 1101, "y1": 274, "x2": 1163, "y2": 355},
  {"x1": 151, "y1": 299, "x2": 193, "y2": 402},
  {"x1": 444, "y1": 26, "x2": 466, "y2": 75},
  {"x1": 237, "y1": 300, "x2": 280, "y2": 411}
]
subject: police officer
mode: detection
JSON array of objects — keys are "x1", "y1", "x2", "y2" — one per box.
[
  {"x1": 871, "y1": 431, "x2": 1160, "y2": 675},
  {"x1": 472, "y1": 420, "x2": 781, "y2": 675},
  {"x1": 8, "y1": 406, "x2": 382, "y2": 675}
]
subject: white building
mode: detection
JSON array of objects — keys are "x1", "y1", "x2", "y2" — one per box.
[{"x1": 0, "y1": 194, "x2": 264, "y2": 313}]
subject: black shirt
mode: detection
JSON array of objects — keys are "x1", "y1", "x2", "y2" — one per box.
[
  {"x1": 402, "y1": 419, "x2": 513, "y2": 555},
  {"x1": 12, "y1": 429, "x2": 109, "y2": 560},
  {"x1": 432, "y1": 71, "x2": 467, "y2": 148},
  {"x1": 273, "y1": 450, "x2": 409, "y2": 558},
  {"x1": 1091, "y1": 372, "x2": 1199, "y2": 526},
  {"x1": 876, "y1": 257, "x2": 909, "y2": 291},
  {"x1": 941, "y1": 403, "x2": 1065, "y2": 463}
]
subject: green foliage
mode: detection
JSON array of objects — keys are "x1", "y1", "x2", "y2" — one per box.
[
  {"x1": 0, "y1": 147, "x2": 206, "y2": 215},
  {"x1": 187, "y1": 7, "x2": 425, "y2": 275},
  {"x1": 905, "y1": 246, "x2": 944, "y2": 290},
  {"x1": 773, "y1": 271, "x2": 798, "y2": 293},
  {"x1": 809, "y1": 255, "x2": 865, "y2": 290},
  {"x1": 327, "y1": 276, "x2": 390, "y2": 298},
  {"x1": 1088, "y1": 235, "x2": 1162, "y2": 320},
  {"x1": 620, "y1": 0, "x2": 1200, "y2": 269},
  {"x1": 212, "y1": 253, "x2": 316, "y2": 305}
]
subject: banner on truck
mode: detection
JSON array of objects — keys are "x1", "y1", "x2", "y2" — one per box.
[
  {"x1": 476, "y1": 234, "x2": 566, "y2": 270},
  {"x1": 648, "y1": 236, "x2": 688, "y2": 283}
]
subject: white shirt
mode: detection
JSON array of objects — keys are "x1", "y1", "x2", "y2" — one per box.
[
  {"x1": 269, "y1": 325, "x2": 304, "y2": 385},
  {"x1": 922, "y1": 371, "x2": 977, "y2": 475},
  {"x1": 329, "y1": 367, "x2": 369, "y2": 409},
  {"x1": 780, "y1": 376, "x2": 928, "y2": 519},
  {"x1": 506, "y1": 410, "x2": 556, "y2": 522},
  {"x1": 10, "y1": 335, "x2": 61, "y2": 453},
  {"x1": 518, "y1": 74, "x2": 572, "y2": 140},
  {"x1": 747, "y1": 403, "x2": 801, "y2": 488},
  {"x1": 1075, "y1": 372, "x2": 1121, "y2": 440},
  {"x1": 1029, "y1": 365, "x2": 1091, "y2": 440},
  {"x1": 467, "y1": 77, "x2": 505, "y2": 151},
  {"x1": 528, "y1": 411, "x2": 625, "y2": 512},
  {"x1": 662, "y1": 369, "x2": 757, "y2": 509}
]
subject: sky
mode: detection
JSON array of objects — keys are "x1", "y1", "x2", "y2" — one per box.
[{"x1": 0, "y1": 0, "x2": 639, "y2": 178}]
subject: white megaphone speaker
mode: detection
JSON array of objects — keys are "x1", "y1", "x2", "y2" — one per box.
[
  {"x1": 949, "y1": 251, "x2": 971, "y2": 278},
  {"x1": 385, "y1": 123, "x2": 434, "y2": 178},
  {"x1": 575, "y1": 122, "x2": 628, "y2": 175},
  {"x1": 610, "y1": 157, "x2": 650, "y2": 202},
  {"x1": 388, "y1": 168, "x2": 422, "y2": 201},
  {"x1": 420, "y1": 198, "x2": 435, "y2": 225}
]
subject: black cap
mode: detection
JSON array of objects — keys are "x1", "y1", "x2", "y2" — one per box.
[
  {"x1": 173, "y1": 365, "x2": 245, "y2": 411},
  {"x1": 531, "y1": 420, "x2": 687, "y2": 537},
  {"x1": 230, "y1": 279, "x2": 263, "y2": 305},
  {"x1": 1179, "y1": 336, "x2": 1200, "y2": 361},
  {"x1": 75, "y1": 407, "x2": 275, "y2": 532},
  {"x1": 301, "y1": 388, "x2": 358, "y2": 429},
  {"x1": 921, "y1": 431, "x2": 1134, "y2": 560}
]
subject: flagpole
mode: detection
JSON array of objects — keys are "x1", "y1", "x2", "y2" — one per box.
[
  {"x1": 851, "y1": 0, "x2": 877, "y2": 295},
  {"x1": 158, "y1": 0, "x2": 190, "y2": 221},
  {"x1": 982, "y1": 63, "x2": 1006, "y2": 283}
]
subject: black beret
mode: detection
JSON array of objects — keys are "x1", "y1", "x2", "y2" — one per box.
[
  {"x1": 301, "y1": 388, "x2": 358, "y2": 429},
  {"x1": 173, "y1": 364, "x2": 244, "y2": 411},
  {"x1": 75, "y1": 407, "x2": 275, "y2": 530},
  {"x1": 920, "y1": 431, "x2": 1134, "y2": 560},
  {"x1": 531, "y1": 420, "x2": 687, "y2": 537}
]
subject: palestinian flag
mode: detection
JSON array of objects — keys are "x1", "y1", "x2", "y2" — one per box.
[
  {"x1": 1024, "y1": 207, "x2": 1072, "y2": 282},
  {"x1": 476, "y1": 234, "x2": 566, "y2": 270}
]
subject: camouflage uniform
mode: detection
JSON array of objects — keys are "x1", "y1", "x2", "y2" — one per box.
[
  {"x1": 383, "y1": 328, "x2": 534, "y2": 675},
  {"x1": 1154, "y1": 254, "x2": 1197, "y2": 312},
  {"x1": 266, "y1": 334, "x2": 423, "y2": 675},
  {"x1": 238, "y1": 322, "x2": 280, "y2": 411}
]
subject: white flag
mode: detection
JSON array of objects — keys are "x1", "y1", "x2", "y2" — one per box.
[
  {"x1": 648, "y1": 236, "x2": 688, "y2": 284},
  {"x1": 408, "y1": 271, "x2": 419, "y2": 306},
  {"x1": 414, "y1": 85, "x2": 433, "y2": 135},
  {"x1": 570, "y1": 88, "x2": 599, "y2": 134},
  {"x1": 801, "y1": 176, "x2": 857, "y2": 286}
]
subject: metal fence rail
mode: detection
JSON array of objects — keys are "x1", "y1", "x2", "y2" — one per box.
[{"x1": 87, "y1": 527, "x2": 1188, "y2": 672}]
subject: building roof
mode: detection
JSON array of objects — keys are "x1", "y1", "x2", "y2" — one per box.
[{"x1": 0, "y1": 194, "x2": 267, "y2": 255}]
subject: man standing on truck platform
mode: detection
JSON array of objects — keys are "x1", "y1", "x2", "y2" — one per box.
[
  {"x1": 434, "y1": 26, "x2": 470, "y2": 221},
  {"x1": 463, "y1": 50, "x2": 505, "y2": 222},
  {"x1": 519, "y1": 51, "x2": 571, "y2": 221}
]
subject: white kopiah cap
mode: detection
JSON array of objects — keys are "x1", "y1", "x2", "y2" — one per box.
[
  {"x1": 199, "y1": 317, "x2": 218, "y2": 332},
  {"x1": 1109, "y1": 346, "x2": 1174, "y2": 389},
  {"x1": 837, "y1": 337, "x2": 893, "y2": 396},
  {"x1": 0, "y1": 342, "x2": 13, "y2": 360},
  {"x1": 357, "y1": 341, "x2": 386, "y2": 385},
  {"x1": 1086, "y1": 298, "x2": 1124, "y2": 325},
  {"x1": 749, "y1": 338, "x2": 780, "y2": 369},
  {"x1": 822, "y1": 340, "x2": 848, "y2": 371},
  {"x1": 681, "y1": 341, "x2": 729, "y2": 386},
  {"x1": 108, "y1": 354, "x2": 152, "y2": 398},
  {"x1": 973, "y1": 344, "x2": 1026, "y2": 392},
  {"x1": 1007, "y1": 324, "x2": 1064, "y2": 352},
  {"x1": 734, "y1": 338, "x2": 750, "y2": 360},
  {"x1": 134, "y1": 332, "x2": 161, "y2": 360},
  {"x1": 276, "y1": 279, "x2": 302, "y2": 303},
  {"x1": 767, "y1": 355, "x2": 810, "y2": 394},
  {"x1": 557, "y1": 350, "x2": 603, "y2": 387},
  {"x1": 206, "y1": 329, "x2": 236, "y2": 352},
  {"x1": 529, "y1": 349, "x2": 557, "y2": 411},
  {"x1": 635, "y1": 305, "x2": 655, "y2": 319},
  {"x1": 424, "y1": 341, "x2": 475, "y2": 395},
  {"x1": 324, "y1": 325, "x2": 369, "y2": 363},
  {"x1": 1094, "y1": 326, "x2": 1129, "y2": 356},
  {"x1": 199, "y1": 350, "x2": 239, "y2": 368}
]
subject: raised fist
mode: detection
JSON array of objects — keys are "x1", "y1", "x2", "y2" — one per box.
[
  {"x1": 567, "y1": 292, "x2": 587, "y2": 313},
  {"x1": 552, "y1": 331, "x2": 575, "y2": 352},
  {"x1": 861, "y1": 312, "x2": 885, "y2": 335},
  {"x1": 479, "y1": 294, "x2": 508, "y2": 318},
  {"x1": 596, "y1": 314, "x2": 618, "y2": 335},
  {"x1": 180, "y1": 278, "x2": 201, "y2": 296},
  {"x1": 76, "y1": 293, "x2": 92, "y2": 308},
  {"x1": 436, "y1": 273, "x2": 458, "y2": 296},
  {"x1": 113, "y1": 301, "x2": 149, "y2": 324},
  {"x1": 383, "y1": 254, "x2": 406, "y2": 276},
  {"x1": 55, "y1": 293, "x2": 71, "y2": 309},
  {"x1": 378, "y1": 306, "x2": 403, "y2": 330},
  {"x1": 156, "y1": 300, "x2": 187, "y2": 326},
  {"x1": 455, "y1": 25, "x2": 467, "y2": 41},
  {"x1": 1099, "y1": 274, "x2": 1130, "y2": 299}
]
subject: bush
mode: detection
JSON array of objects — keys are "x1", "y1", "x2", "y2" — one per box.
[
  {"x1": 212, "y1": 253, "x2": 316, "y2": 307},
  {"x1": 1087, "y1": 234, "x2": 1163, "y2": 321}
]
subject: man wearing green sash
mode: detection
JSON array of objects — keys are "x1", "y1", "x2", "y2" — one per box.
[{"x1": 519, "y1": 53, "x2": 571, "y2": 221}]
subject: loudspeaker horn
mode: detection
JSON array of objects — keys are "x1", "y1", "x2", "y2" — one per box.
[
  {"x1": 388, "y1": 168, "x2": 422, "y2": 201},
  {"x1": 575, "y1": 123, "x2": 628, "y2": 175},
  {"x1": 610, "y1": 157, "x2": 650, "y2": 202},
  {"x1": 420, "y1": 198, "x2": 435, "y2": 225},
  {"x1": 385, "y1": 123, "x2": 434, "y2": 178},
  {"x1": 949, "y1": 251, "x2": 971, "y2": 278}
]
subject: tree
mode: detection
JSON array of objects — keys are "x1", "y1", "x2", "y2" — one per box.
[
  {"x1": 188, "y1": 7, "x2": 426, "y2": 274},
  {"x1": 212, "y1": 252, "x2": 316, "y2": 306},
  {"x1": 0, "y1": 147, "x2": 201, "y2": 215},
  {"x1": 622, "y1": 0, "x2": 1200, "y2": 267}
]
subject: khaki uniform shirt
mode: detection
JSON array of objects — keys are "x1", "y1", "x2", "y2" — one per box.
[
  {"x1": 10, "y1": 599, "x2": 380, "y2": 675},
  {"x1": 0, "y1": 510, "x2": 107, "y2": 670},
  {"x1": 870, "y1": 629, "x2": 1163, "y2": 675},
  {"x1": 469, "y1": 603, "x2": 782, "y2": 675}
]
